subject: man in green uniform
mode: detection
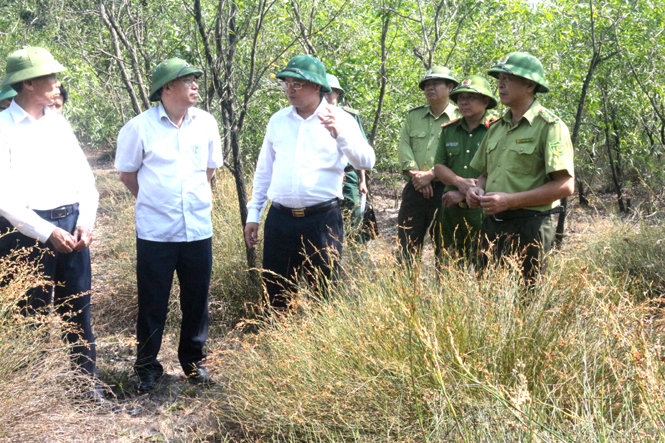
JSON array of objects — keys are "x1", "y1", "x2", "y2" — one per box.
[
  {"x1": 397, "y1": 66, "x2": 461, "y2": 263},
  {"x1": 466, "y1": 52, "x2": 575, "y2": 282},
  {"x1": 433, "y1": 75, "x2": 497, "y2": 263},
  {"x1": 325, "y1": 73, "x2": 369, "y2": 244}
]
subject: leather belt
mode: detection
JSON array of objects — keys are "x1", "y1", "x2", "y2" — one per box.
[
  {"x1": 489, "y1": 206, "x2": 563, "y2": 222},
  {"x1": 272, "y1": 198, "x2": 340, "y2": 218},
  {"x1": 33, "y1": 203, "x2": 79, "y2": 220}
]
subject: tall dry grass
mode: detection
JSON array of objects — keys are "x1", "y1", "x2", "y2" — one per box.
[
  {"x1": 0, "y1": 242, "x2": 99, "y2": 442},
  {"x1": 209, "y1": 229, "x2": 665, "y2": 441}
]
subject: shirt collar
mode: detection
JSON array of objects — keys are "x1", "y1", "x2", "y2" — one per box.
[
  {"x1": 425, "y1": 102, "x2": 457, "y2": 120},
  {"x1": 458, "y1": 111, "x2": 490, "y2": 132},
  {"x1": 6, "y1": 99, "x2": 52, "y2": 125},
  {"x1": 289, "y1": 98, "x2": 327, "y2": 121},
  {"x1": 503, "y1": 99, "x2": 541, "y2": 126},
  {"x1": 157, "y1": 102, "x2": 196, "y2": 127}
]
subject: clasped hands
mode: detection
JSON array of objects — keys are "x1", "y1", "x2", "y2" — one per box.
[
  {"x1": 48, "y1": 226, "x2": 93, "y2": 254},
  {"x1": 466, "y1": 187, "x2": 512, "y2": 215}
]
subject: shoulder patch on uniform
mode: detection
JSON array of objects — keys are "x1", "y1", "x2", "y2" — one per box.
[
  {"x1": 342, "y1": 105, "x2": 359, "y2": 115},
  {"x1": 538, "y1": 109, "x2": 560, "y2": 124},
  {"x1": 549, "y1": 141, "x2": 565, "y2": 156},
  {"x1": 441, "y1": 118, "x2": 461, "y2": 128}
]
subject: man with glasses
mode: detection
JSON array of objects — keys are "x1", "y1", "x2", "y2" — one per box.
[
  {"x1": 115, "y1": 58, "x2": 222, "y2": 391},
  {"x1": 466, "y1": 52, "x2": 574, "y2": 283},
  {"x1": 433, "y1": 75, "x2": 498, "y2": 264},
  {"x1": 0, "y1": 47, "x2": 101, "y2": 400},
  {"x1": 244, "y1": 55, "x2": 374, "y2": 309},
  {"x1": 397, "y1": 66, "x2": 461, "y2": 265}
]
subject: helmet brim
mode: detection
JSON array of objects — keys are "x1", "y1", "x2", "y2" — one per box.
[
  {"x1": 487, "y1": 66, "x2": 550, "y2": 94},
  {"x1": 0, "y1": 61, "x2": 67, "y2": 88},
  {"x1": 450, "y1": 87, "x2": 498, "y2": 109},
  {"x1": 149, "y1": 66, "x2": 203, "y2": 102},
  {"x1": 277, "y1": 68, "x2": 332, "y2": 94},
  {"x1": 418, "y1": 75, "x2": 459, "y2": 90}
]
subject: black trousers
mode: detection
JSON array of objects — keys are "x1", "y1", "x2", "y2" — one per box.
[
  {"x1": 480, "y1": 213, "x2": 555, "y2": 283},
  {"x1": 135, "y1": 237, "x2": 212, "y2": 377},
  {"x1": 397, "y1": 181, "x2": 445, "y2": 262},
  {"x1": 262, "y1": 204, "x2": 343, "y2": 308},
  {"x1": 0, "y1": 212, "x2": 96, "y2": 376}
]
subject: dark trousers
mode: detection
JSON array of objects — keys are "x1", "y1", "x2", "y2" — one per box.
[
  {"x1": 479, "y1": 213, "x2": 555, "y2": 283},
  {"x1": 262, "y1": 204, "x2": 343, "y2": 308},
  {"x1": 135, "y1": 237, "x2": 212, "y2": 377},
  {"x1": 397, "y1": 181, "x2": 445, "y2": 262},
  {"x1": 0, "y1": 212, "x2": 96, "y2": 376}
]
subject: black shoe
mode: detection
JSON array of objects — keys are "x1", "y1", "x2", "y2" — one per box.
[
  {"x1": 137, "y1": 373, "x2": 159, "y2": 392},
  {"x1": 186, "y1": 366, "x2": 215, "y2": 386}
]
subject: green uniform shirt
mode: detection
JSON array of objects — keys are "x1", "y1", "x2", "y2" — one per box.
[
  {"x1": 469, "y1": 100, "x2": 574, "y2": 212},
  {"x1": 398, "y1": 102, "x2": 461, "y2": 180},
  {"x1": 433, "y1": 114, "x2": 492, "y2": 192}
]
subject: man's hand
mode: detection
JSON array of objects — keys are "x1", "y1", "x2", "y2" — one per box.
[
  {"x1": 453, "y1": 177, "x2": 477, "y2": 195},
  {"x1": 73, "y1": 226, "x2": 93, "y2": 251},
  {"x1": 442, "y1": 190, "x2": 464, "y2": 207},
  {"x1": 466, "y1": 186, "x2": 485, "y2": 208},
  {"x1": 418, "y1": 183, "x2": 434, "y2": 199},
  {"x1": 48, "y1": 227, "x2": 78, "y2": 254},
  {"x1": 480, "y1": 192, "x2": 513, "y2": 215},
  {"x1": 359, "y1": 181, "x2": 369, "y2": 196},
  {"x1": 318, "y1": 106, "x2": 341, "y2": 139},
  {"x1": 244, "y1": 222, "x2": 261, "y2": 249},
  {"x1": 409, "y1": 170, "x2": 434, "y2": 190}
]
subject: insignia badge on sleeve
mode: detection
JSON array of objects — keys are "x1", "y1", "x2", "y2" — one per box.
[{"x1": 549, "y1": 141, "x2": 564, "y2": 156}]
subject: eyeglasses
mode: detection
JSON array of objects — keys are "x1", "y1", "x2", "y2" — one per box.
[
  {"x1": 280, "y1": 81, "x2": 306, "y2": 90},
  {"x1": 178, "y1": 75, "x2": 198, "y2": 88}
]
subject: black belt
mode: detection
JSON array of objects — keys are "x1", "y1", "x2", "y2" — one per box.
[
  {"x1": 272, "y1": 198, "x2": 340, "y2": 218},
  {"x1": 489, "y1": 206, "x2": 564, "y2": 222},
  {"x1": 33, "y1": 203, "x2": 79, "y2": 220}
]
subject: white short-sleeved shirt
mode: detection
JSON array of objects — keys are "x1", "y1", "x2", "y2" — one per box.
[
  {"x1": 115, "y1": 104, "x2": 223, "y2": 242},
  {"x1": 0, "y1": 100, "x2": 99, "y2": 242},
  {"x1": 246, "y1": 99, "x2": 375, "y2": 224}
]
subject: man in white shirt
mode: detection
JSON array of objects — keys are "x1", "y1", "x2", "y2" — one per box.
[
  {"x1": 244, "y1": 55, "x2": 375, "y2": 308},
  {"x1": 0, "y1": 47, "x2": 100, "y2": 390},
  {"x1": 115, "y1": 58, "x2": 222, "y2": 392}
]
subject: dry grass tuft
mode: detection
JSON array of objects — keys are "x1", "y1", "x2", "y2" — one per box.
[{"x1": 208, "y1": 231, "x2": 665, "y2": 441}]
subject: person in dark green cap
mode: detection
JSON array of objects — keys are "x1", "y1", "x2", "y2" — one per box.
[
  {"x1": 0, "y1": 46, "x2": 102, "y2": 401},
  {"x1": 466, "y1": 52, "x2": 574, "y2": 282},
  {"x1": 324, "y1": 73, "x2": 370, "y2": 245},
  {"x1": 244, "y1": 55, "x2": 374, "y2": 309},
  {"x1": 433, "y1": 75, "x2": 497, "y2": 264},
  {"x1": 397, "y1": 66, "x2": 462, "y2": 264},
  {"x1": 0, "y1": 85, "x2": 16, "y2": 110},
  {"x1": 115, "y1": 57, "x2": 223, "y2": 391}
]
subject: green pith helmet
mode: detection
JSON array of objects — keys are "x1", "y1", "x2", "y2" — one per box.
[
  {"x1": 325, "y1": 73, "x2": 344, "y2": 94},
  {"x1": 149, "y1": 57, "x2": 203, "y2": 102},
  {"x1": 0, "y1": 46, "x2": 66, "y2": 88},
  {"x1": 0, "y1": 85, "x2": 17, "y2": 102},
  {"x1": 449, "y1": 75, "x2": 498, "y2": 109},
  {"x1": 276, "y1": 55, "x2": 331, "y2": 93},
  {"x1": 418, "y1": 66, "x2": 459, "y2": 90},
  {"x1": 487, "y1": 52, "x2": 549, "y2": 93}
]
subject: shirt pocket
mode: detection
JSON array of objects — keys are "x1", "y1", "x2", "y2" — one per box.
[
  {"x1": 444, "y1": 142, "x2": 462, "y2": 162},
  {"x1": 410, "y1": 131, "x2": 428, "y2": 152},
  {"x1": 504, "y1": 141, "x2": 538, "y2": 176}
]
